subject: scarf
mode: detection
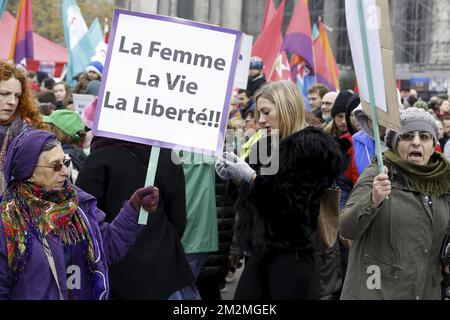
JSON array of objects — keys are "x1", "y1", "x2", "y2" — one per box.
[
  {"x1": 1, "y1": 181, "x2": 95, "y2": 276},
  {"x1": 0, "y1": 116, "x2": 26, "y2": 193},
  {"x1": 384, "y1": 149, "x2": 450, "y2": 197}
]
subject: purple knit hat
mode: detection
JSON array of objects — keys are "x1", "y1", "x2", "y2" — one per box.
[{"x1": 4, "y1": 129, "x2": 56, "y2": 184}]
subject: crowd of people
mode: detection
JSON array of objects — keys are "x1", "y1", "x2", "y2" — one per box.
[{"x1": 0, "y1": 55, "x2": 449, "y2": 300}]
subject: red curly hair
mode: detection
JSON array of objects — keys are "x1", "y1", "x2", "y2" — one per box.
[{"x1": 0, "y1": 60, "x2": 48, "y2": 130}]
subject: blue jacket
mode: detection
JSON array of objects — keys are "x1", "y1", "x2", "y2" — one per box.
[
  {"x1": 0, "y1": 186, "x2": 141, "y2": 300},
  {"x1": 352, "y1": 131, "x2": 375, "y2": 175}
]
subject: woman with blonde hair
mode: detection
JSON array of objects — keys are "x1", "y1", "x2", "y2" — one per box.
[
  {"x1": 216, "y1": 80, "x2": 348, "y2": 299},
  {"x1": 254, "y1": 80, "x2": 305, "y2": 139},
  {"x1": 239, "y1": 81, "x2": 306, "y2": 159},
  {"x1": 0, "y1": 60, "x2": 48, "y2": 192}
]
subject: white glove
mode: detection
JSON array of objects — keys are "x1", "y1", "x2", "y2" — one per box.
[{"x1": 215, "y1": 152, "x2": 256, "y2": 183}]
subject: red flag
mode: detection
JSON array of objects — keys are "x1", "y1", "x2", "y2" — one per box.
[
  {"x1": 313, "y1": 21, "x2": 340, "y2": 91},
  {"x1": 104, "y1": 18, "x2": 109, "y2": 44},
  {"x1": 354, "y1": 80, "x2": 359, "y2": 94},
  {"x1": 289, "y1": 54, "x2": 314, "y2": 106},
  {"x1": 271, "y1": 51, "x2": 292, "y2": 81},
  {"x1": 261, "y1": 0, "x2": 276, "y2": 32},
  {"x1": 252, "y1": 0, "x2": 285, "y2": 78},
  {"x1": 9, "y1": 0, "x2": 33, "y2": 64}
]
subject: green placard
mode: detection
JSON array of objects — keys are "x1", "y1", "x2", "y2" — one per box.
[{"x1": 138, "y1": 146, "x2": 161, "y2": 225}]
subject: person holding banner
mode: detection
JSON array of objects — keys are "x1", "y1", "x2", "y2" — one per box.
[
  {"x1": 0, "y1": 60, "x2": 49, "y2": 194},
  {"x1": 0, "y1": 129, "x2": 159, "y2": 300},
  {"x1": 76, "y1": 137, "x2": 193, "y2": 299},
  {"x1": 215, "y1": 80, "x2": 348, "y2": 299},
  {"x1": 340, "y1": 107, "x2": 450, "y2": 300}
]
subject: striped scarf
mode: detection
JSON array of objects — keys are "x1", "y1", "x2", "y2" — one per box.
[{"x1": 1, "y1": 181, "x2": 95, "y2": 276}]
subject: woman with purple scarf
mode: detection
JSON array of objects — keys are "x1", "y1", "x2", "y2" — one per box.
[{"x1": 0, "y1": 129, "x2": 159, "y2": 300}]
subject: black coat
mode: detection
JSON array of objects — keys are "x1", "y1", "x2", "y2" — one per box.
[
  {"x1": 76, "y1": 139, "x2": 193, "y2": 299},
  {"x1": 237, "y1": 127, "x2": 348, "y2": 260},
  {"x1": 62, "y1": 143, "x2": 86, "y2": 171},
  {"x1": 197, "y1": 176, "x2": 237, "y2": 297},
  {"x1": 246, "y1": 75, "x2": 266, "y2": 98}
]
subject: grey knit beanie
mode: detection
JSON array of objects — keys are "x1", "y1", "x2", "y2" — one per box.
[{"x1": 385, "y1": 107, "x2": 438, "y2": 151}]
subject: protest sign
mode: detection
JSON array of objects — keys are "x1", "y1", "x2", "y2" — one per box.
[
  {"x1": 72, "y1": 93, "x2": 95, "y2": 114},
  {"x1": 346, "y1": 0, "x2": 401, "y2": 176},
  {"x1": 93, "y1": 9, "x2": 242, "y2": 156},
  {"x1": 233, "y1": 34, "x2": 253, "y2": 90},
  {"x1": 93, "y1": 9, "x2": 241, "y2": 224},
  {"x1": 346, "y1": 0, "x2": 401, "y2": 132}
]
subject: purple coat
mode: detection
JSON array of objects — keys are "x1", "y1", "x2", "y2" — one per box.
[{"x1": 0, "y1": 186, "x2": 142, "y2": 300}]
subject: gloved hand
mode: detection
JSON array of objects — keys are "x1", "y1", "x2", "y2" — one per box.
[
  {"x1": 129, "y1": 186, "x2": 159, "y2": 213},
  {"x1": 215, "y1": 152, "x2": 256, "y2": 183}
]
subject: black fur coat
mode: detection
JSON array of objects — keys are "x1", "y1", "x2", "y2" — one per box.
[{"x1": 236, "y1": 126, "x2": 348, "y2": 259}]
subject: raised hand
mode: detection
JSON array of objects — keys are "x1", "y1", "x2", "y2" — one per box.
[{"x1": 371, "y1": 167, "x2": 391, "y2": 208}]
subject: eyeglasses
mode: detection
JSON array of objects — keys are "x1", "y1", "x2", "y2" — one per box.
[
  {"x1": 398, "y1": 131, "x2": 433, "y2": 142},
  {"x1": 35, "y1": 158, "x2": 71, "y2": 172}
]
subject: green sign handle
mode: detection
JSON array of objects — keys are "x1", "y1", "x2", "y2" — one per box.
[
  {"x1": 138, "y1": 146, "x2": 161, "y2": 225},
  {"x1": 356, "y1": 0, "x2": 384, "y2": 175}
]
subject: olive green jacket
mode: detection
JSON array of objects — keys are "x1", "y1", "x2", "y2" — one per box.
[{"x1": 340, "y1": 161, "x2": 450, "y2": 300}]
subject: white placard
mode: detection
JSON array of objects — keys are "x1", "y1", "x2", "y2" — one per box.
[
  {"x1": 233, "y1": 34, "x2": 253, "y2": 90},
  {"x1": 72, "y1": 93, "x2": 95, "y2": 114},
  {"x1": 93, "y1": 10, "x2": 242, "y2": 156},
  {"x1": 346, "y1": 0, "x2": 387, "y2": 112}
]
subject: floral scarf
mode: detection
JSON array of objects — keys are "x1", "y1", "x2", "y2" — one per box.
[{"x1": 1, "y1": 181, "x2": 95, "y2": 276}]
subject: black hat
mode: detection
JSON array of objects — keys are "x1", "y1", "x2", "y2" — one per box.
[{"x1": 331, "y1": 91, "x2": 353, "y2": 118}]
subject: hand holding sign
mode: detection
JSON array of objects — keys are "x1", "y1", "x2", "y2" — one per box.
[{"x1": 129, "y1": 186, "x2": 159, "y2": 213}]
